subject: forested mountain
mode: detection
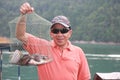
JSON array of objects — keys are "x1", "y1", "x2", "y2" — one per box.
[{"x1": 0, "y1": 0, "x2": 120, "y2": 42}]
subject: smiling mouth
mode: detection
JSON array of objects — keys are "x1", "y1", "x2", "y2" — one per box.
[
  {"x1": 56, "y1": 38, "x2": 64, "y2": 42},
  {"x1": 57, "y1": 38, "x2": 64, "y2": 40}
]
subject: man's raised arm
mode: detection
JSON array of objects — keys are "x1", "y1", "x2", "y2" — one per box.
[{"x1": 16, "y1": 2, "x2": 34, "y2": 44}]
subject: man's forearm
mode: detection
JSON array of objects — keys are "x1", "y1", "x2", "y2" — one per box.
[{"x1": 16, "y1": 15, "x2": 27, "y2": 43}]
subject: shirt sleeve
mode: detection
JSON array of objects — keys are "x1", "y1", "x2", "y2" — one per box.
[
  {"x1": 23, "y1": 33, "x2": 50, "y2": 54},
  {"x1": 77, "y1": 49, "x2": 91, "y2": 80}
]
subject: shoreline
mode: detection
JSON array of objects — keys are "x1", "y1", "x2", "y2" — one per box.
[
  {"x1": 0, "y1": 37, "x2": 120, "y2": 45},
  {"x1": 72, "y1": 40, "x2": 120, "y2": 45}
]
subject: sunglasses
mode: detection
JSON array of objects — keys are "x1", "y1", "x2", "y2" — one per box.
[{"x1": 51, "y1": 28, "x2": 70, "y2": 34}]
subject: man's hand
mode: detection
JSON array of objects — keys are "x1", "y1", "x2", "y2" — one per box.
[{"x1": 20, "y1": 2, "x2": 34, "y2": 15}]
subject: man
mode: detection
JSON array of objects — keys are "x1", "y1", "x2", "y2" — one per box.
[{"x1": 16, "y1": 2, "x2": 91, "y2": 80}]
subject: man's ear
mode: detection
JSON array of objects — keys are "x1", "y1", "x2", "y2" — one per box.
[
  {"x1": 70, "y1": 30, "x2": 72, "y2": 34},
  {"x1": 50, "y1": 32, "x2": 53, "y2": 39},
  {"x1": 69, "y1": 30, "x2": 72, "y2": 37}
]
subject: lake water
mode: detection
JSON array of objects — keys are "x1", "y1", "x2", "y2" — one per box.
[{"x1": 1, "y1": 44, "x2": 120, "y2": 80}]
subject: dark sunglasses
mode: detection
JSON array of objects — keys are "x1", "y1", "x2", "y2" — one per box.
[{"x1": 51, "y1": 28, "x2": 70, "y2": 34}]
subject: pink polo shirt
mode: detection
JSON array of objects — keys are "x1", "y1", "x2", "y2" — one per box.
[{"x1": 23, "y1": 34, "x2": 91, "y2": 80}]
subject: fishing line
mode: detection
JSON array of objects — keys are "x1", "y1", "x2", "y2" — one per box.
[
  {"x1": 0, "y1": 44, "x2": 10, "y2": 80},
  {"x1": 0, "y1": 48, "x2": 3, "y2": 80}
]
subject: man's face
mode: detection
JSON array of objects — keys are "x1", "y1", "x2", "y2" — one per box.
[{"x1": 50, "y1": 23, "x2": 72, "y2": 47}]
